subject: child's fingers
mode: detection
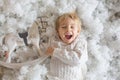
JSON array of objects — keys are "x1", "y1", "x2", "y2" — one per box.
[
  {"x1": 46, "y1": 47, "x2": 54, "y2": 55},
  {"x1": 48, "y1": 47, "x2": 54, "y2": 53}
]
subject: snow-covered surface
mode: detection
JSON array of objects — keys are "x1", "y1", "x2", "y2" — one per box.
[{"x1": 0, "y1": 0, "x2": 120, "y2": 80}]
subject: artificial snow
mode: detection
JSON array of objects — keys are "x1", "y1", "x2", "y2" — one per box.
[{"x1": 0, "y1": 0, "x2": 120, "y2": 80}]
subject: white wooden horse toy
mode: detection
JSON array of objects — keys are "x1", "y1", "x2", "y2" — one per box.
[
  {"x1": 27, "y1": 21, "x2": 42, "y2": 56},
  {"x1": 2, "y1": 33, "x2": 25, "y2": 63}
]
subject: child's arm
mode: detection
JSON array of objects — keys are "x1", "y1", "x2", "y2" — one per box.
[{"x1": 52, "y1": 40, "x2": 88, "y2": 66}]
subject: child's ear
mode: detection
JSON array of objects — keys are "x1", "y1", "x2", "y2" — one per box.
[
  {"x1": 77, "y1": 30, "x2": 80, "y2": 34},
  {"x1": 77, "y1": 26, "x2": 81, "y2": 33}
]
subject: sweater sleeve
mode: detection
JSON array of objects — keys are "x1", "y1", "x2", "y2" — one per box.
[{"x1": 52, "y1": 39, "x2": 88, "y2": 66}]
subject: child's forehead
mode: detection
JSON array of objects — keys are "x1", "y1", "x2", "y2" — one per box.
[{"x1": 59, "y1": 17, "x2": 77, "y2": 25}]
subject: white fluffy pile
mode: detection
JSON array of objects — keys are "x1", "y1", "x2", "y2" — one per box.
[{"x1": 0, "y1": 0, "x2": 120, "y2": 80}]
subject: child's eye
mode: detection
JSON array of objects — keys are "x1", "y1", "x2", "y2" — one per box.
[
  {"x1": 71, "y1": 26, "x2": 74, "y2": 29},
  {"x1": 61, "y1": 26, "x2": 66, "y2": 28}
]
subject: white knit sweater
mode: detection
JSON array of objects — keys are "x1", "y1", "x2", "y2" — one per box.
[{"x1": 47, "y1": 35, "x2": 88, "y2": 80}]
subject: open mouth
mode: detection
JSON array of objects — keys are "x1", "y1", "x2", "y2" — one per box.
[{"x1": 65, "y1": 35, "x2": 72, "y2": 39}]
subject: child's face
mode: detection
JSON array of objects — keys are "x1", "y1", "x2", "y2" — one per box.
[{"x1": 58, "y1": 18, "x2": 80, "y2": 44}]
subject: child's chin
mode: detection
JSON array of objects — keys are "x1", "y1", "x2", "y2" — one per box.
[{"x1": 65, "y1": 40, "x2": 73, "y2": 44}]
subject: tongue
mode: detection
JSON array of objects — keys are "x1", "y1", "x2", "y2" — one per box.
[{"x1": 65, "y1": 35, "x2": 72, "y2": 39}]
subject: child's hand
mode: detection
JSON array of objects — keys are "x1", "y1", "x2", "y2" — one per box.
[{"x1": 46, "y1": 47, "x2": 54, "y2": 56}]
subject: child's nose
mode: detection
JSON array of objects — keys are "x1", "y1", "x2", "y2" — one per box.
[{"x1": 67, "y1": 26, "x2": 71, "y2": 31}]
